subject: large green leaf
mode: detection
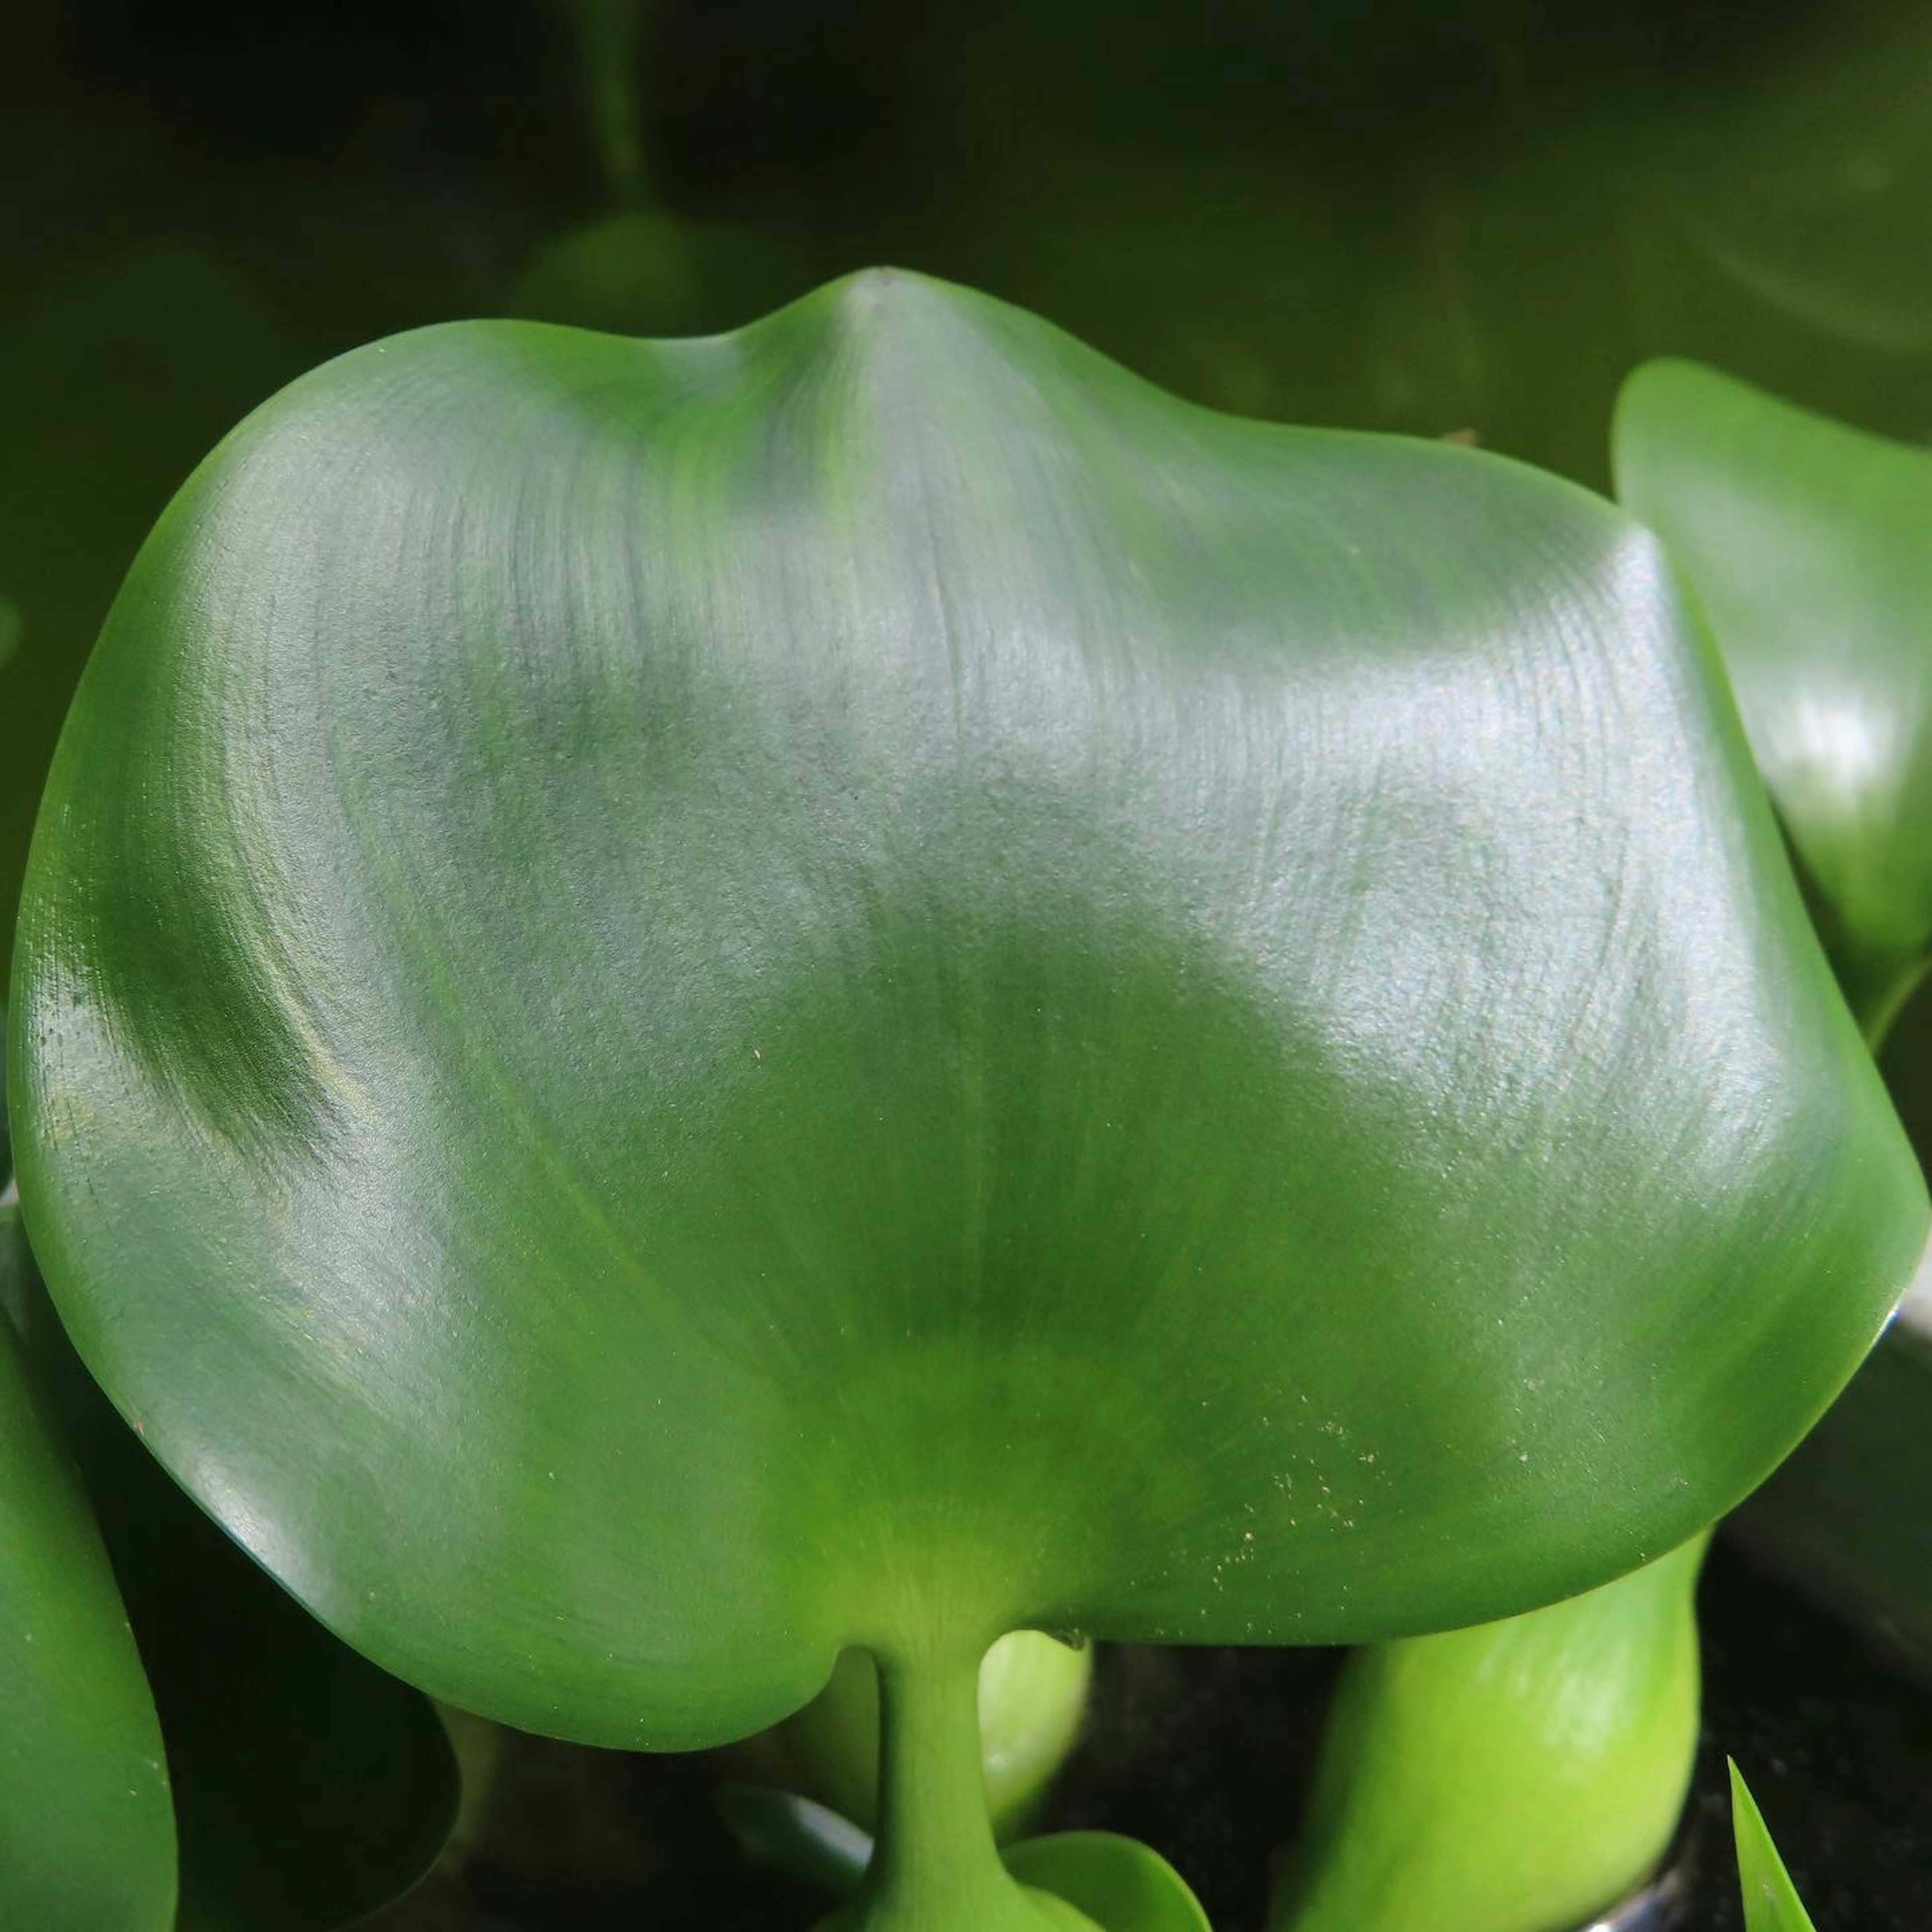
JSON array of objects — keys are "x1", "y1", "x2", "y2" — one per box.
[
  {"x1": 781, "y1": 1630, "x2": 1092, "y2": 1837},
  {"x1": 0, "y1": 1211, "x2": 175, "y2": 1930},
  {"x1": 1273, "y1": 1535, "x2": 1705, "y2": 1932},
  {"x1": 1615, "y1": 360, "x2": 1932, "y2": 1041},
  {"x1": 15, "y1": 271, "x2": 1925, "y2": 1930}
]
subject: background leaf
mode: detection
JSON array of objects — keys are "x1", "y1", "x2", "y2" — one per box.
[
  {"x1": 0, "y1": 1210, "x2": 175, "y2": 1931},
  {"x1": 4, "y1": 980, "x2": 455, "y2": 1931},
  {"x1": 1730, "y1": 1761, "x2": 1818, "y2": 1932},
  {"x1": 1004, "y1": 1833, "x2": 1211, "y2": 1932},
  {"x1": 1273, "y1": 1538, "x2": 1704, "y2": 1932},
  {"x1": 717, "y1": 1782, "x2": 874, "y2": 1899},
  {"x1": 3, "y1": 1241, "x2": 460, "y2": 1932},
  {"x1": 1615, "y1": 359, "x2": 1932, "y2": 1039}
]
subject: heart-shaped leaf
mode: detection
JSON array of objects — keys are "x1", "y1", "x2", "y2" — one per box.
[
  {"x1": 1274, "y1": 1535, "x2": 1705, "y2": 1932},
  {"x1": 15, "y1": 271, "x2": 1925, "y2": 1930},
  {"x1": 1615, "y1": 359, "x2": 1932, "y2": 1041},
  {"x1": 1729, "y1": 1762, "x2": 1817, "y2": 1932}
]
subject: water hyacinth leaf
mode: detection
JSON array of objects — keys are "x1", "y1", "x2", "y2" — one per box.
[
  {"x1": 0, "y1": 1211, "x2": 174, "y2": 1931},
  {"x1": 1729, "y1": 1763, "x2": 1817, "y2": 1932},
  {"x1": 1615, "y1": 360, "x2": 1932, "y2": 1040},
  {"x1": 1273, "y1": 1536, "x2": 1706, "y2": 1932},
  {"x1": 14, "y1": 272, "x2": 1926, "y2": 1929}
]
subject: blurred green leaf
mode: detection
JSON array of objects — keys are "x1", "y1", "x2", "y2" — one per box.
[
  {"x1": 1616, "y1": 359, "x2": 1932, "y2": 1043},
  {"x1": 718, "y1": 1781, "x2": 874, "y2": 1898},
  {"x1": 506, "y1": 208, "x2": 809, "y2": 338},
  {"x1": 1632, "y1": 0, "x2": 1932, "y2": 360},
  {"x1": 0, "y1": 1207, "x2": 174, "y2": 1931},
  {"x1": 3, "y1": 1240, "x2": 459, "y2": 1932},
  {"x1": 717, "y1": 1797, "x2": 1210, "y2": 1932},
  {"x1": 1730, "y1": 1762, "x2": 1818, "y2": 1932},
  {"x1": 564, "y1": 0, "x2": 652, "y2": 203},
  {"x1": 1274, "y1": 1538, "x2": 1705, "y2": 1932},
  {"x1": 2, "y1": 1029, "x2": 455, "y2": 1931}
]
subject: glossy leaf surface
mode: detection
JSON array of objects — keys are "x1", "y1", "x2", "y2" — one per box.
[
  {"x1": 1273, "y1": 1536, "x2": 1705, "y2": 1932},
  {"x1": 14, "y1": 275, "x2": 1926, "y2": 1922},
  {"x1": 1616, "y1": 360, "x2": 1932, "y2": 1039},
  {"x1": 1730, "y1": 1763, "x2": 1817, "y2": 1932}
]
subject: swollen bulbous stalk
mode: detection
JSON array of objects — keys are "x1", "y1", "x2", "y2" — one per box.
[{"x1": 817, "y1": 1653, "x2": 1099, "y2": 1932}]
